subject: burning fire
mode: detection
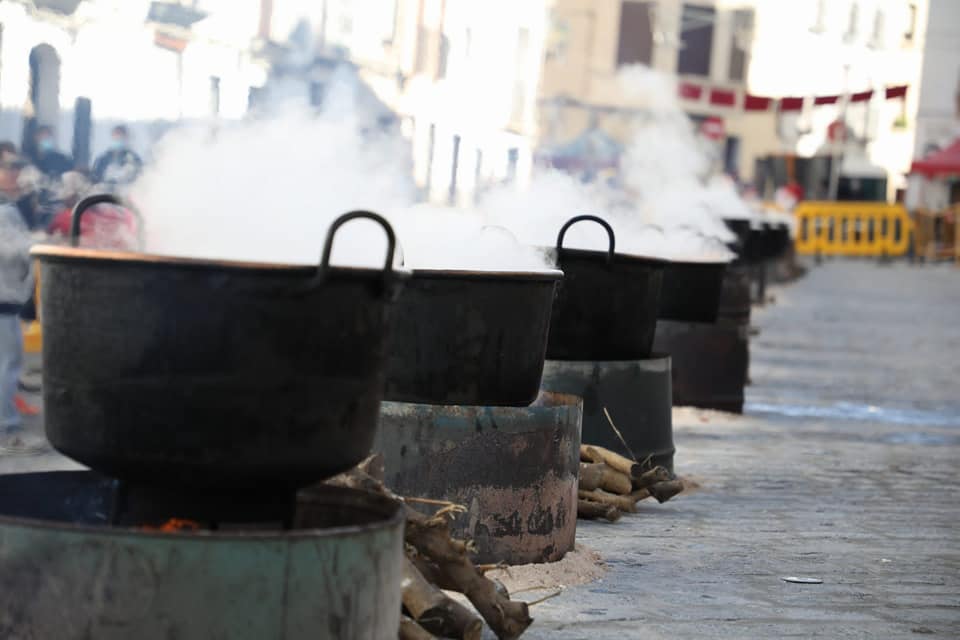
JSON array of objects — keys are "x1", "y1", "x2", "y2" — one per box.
[{"x1": 141, "y1": 518, "x2": 202, "y2": 532}]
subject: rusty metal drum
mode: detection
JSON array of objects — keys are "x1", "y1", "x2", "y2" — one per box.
[
  {"x1": 374, "y1": 392, "x2": 582, "y2": 565},
  {"x1": 540, "y1": 356, "x2": 675, "y2": 472}
]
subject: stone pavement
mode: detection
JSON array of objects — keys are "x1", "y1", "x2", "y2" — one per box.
[
  {"x1": 2, "y1": 260, "x2": 958, "y2": 639},
  {"x1": 521, "y1": 260, "x2": 960, "y2": 639}
]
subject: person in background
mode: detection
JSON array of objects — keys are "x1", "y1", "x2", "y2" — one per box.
[
  {"x1": 0, "y1": 149, "x2": 40, "y2": 448},
  {"x1": 32, "y1": 125, "x2": 73, "y2": 181},
  {"x1": 92, "y1": 125, "x2": 142, "y2": 186}
]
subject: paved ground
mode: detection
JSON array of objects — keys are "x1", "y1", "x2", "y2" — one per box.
[
  {"x1": 522, "y1": 260, "x2": 960, "y2": 639},
  {"x1": 3, "y1": 260, "x2": 959, "y2": 639}
]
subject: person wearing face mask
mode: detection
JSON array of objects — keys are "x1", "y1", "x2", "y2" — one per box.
[
  {"x1": 31, "y1": 125, "x2": 74, "y2": 181},
  {"x1": 92, "y1": 125, "x2": 143, "y2": 186}
]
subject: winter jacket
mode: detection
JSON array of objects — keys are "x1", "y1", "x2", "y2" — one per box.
[
  {"x1": 92, "y1": 148, "x2": 143, "y2": 184},
  {"x1": 0, "y1": 199, "x2": 34, "y2": 315},
  {"x1": 35, "y1": 150, "x2": 74, "y2": 180}
]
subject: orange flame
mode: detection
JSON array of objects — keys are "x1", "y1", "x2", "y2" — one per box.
[{"x1": 141, "y1": 518, "x2": 202, "y2": 532}]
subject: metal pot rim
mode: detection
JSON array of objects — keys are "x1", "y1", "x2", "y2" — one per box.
[
  {"x1": 31, "y1": 244, "x2": 413, "y2": 278},
  {"x1": 663, "y1": 256, "x2": 732, "y2": 266},
  {"x1": 409, "y1": 267, "x2": 563, "y2": 281},
  {"x1": 546, "y1": 246, "x2": 671, "y2": 266}
]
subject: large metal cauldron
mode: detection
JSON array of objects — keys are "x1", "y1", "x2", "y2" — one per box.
[
  {"x1": 658, "y1": 259, "x2": 728, "y2": 323},
  {"x1": 375, "y1": 392, "x2": 582, "y2": 564},
  {"x1": 384, "y1": 268, "x2": 561, "y2": 406},
  {"x1": 0, "y1": 472, "x2": 404, "y2": 640},
  {"x1": 546, "y1": 215, "x2": 665, "y2": 360},
  {"x1": 32, "y1": 198, "x2": 408, "y2": 489},
  {"x1": 762, "y1": 222, "x2": 791, "y2": 260}
]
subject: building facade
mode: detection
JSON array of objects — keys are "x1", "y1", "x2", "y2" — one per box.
[
  {"x1": 328, "y1": 0, "x2": 931, "y2": 205},
  {"x1": 0, "y1": 0, "x2": 269, "y2": 165}
]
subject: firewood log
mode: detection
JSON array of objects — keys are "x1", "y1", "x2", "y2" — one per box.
[
  {"x1": 401, "y1": 557, "x2": 483, "y2": 640},
  {"x1": 577, "y1": 498, "x2": 621, "y2": 522},
  {"x1": 581, "y1": 445, "x2": 641, "y2": 478},
  {"x1": 405, "y1": 515, "x2": 532, "y2": 639},
  {"x1": 648, "y1": 479, "x2": 684, "y2": 504},
  {"x1": 578, "y1": 489, "x2": 638, "y2": 513},
  {"x1": 322, "y1": 467, "x2": 532, "y2": 640},
  {"x1": 578, "y1": 462, "x2": 632, "y2": 495},
  {"x1": 400, "y1": 615, "x2": 437, "y2": 640},
  {"x1": 631, "y1": 466, "x2": 671, "y2": 490}
]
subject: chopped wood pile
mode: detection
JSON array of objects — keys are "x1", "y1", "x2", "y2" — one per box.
[
  {"x1": 319, "y1": 456, "x2": 533, "y2": 640},
  {"x1": 577, "y1": 445, "x2": 685, "y2": 522}
]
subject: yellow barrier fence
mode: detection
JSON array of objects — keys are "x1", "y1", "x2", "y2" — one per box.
[{"x1": 794, "y1": 202, "x2": 914, "y2": 257}]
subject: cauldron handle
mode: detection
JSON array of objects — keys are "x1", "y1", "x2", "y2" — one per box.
[
  {"x1": 70, "y1": 194, "x2": 124, "y2": 247},
  {"x1": 319, "y1": 210, "x2": 398, "y2": 297},
  {"x1": 557, "y1": 215, "x2": 615, "y2": 264}
]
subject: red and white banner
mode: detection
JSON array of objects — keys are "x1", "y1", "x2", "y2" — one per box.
[{"x1": 677, "y1": 83, "x2": 908, "y2": 112}]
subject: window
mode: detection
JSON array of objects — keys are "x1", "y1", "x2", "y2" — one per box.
[
  {"x1": 843, "y1": 3, "x2": 859, "y2": 43},
  {"x1": 728, "y1": 9, "x2": 753, "y2": 82},
  {"x1": 448, "y1": 135, "x2": 461, "y2": 204},
  {"x1": 415, "y1": 26, "x2": 429, "y2": 73},
  {"x1": 438, "y1": 34, "x2": 450, "y2": 79},
  {"x1": 723, "y1": 136, "x2": 740, "y2": 177},
  {"x1": 474, "y1": 148, "x2": 483, "y2": 190},
  {"x1": 616, "y1": 1, "x2": 654, "y2": 67},
  {"x1": 810, "y1": 0, "x2": 827, "y2": 34},
  {"x1": 425, "y1": 123, "x2": 436, "y2": 191},
  {"x1": 677, "y1": 4, "x2": 715, "y2": 76},
  {"x1": 386, "y1": 0, "x2": 400, "y2": 44},
  {"x1": 247, "y1": 85, "x2": 265, "y2": 112},
  {"x1": 511, "y1": 28, "x2": 530, "y2": 123},
  {"x1": 869, "y1": 10, "x2": 884, "y2": 48},
  {"x1": 506, "y1": 147, "x2": 519, "y2": 183},
  {"x1": 209, "y1": 76, "x2": 220, "y2": 117},
  {"x1": 904, "y1": 3, "x2": 917, "y2": 41}
]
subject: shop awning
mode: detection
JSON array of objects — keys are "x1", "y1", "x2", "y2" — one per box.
[{"x1": 910, "y1": 138, "x2": 960, "y2": 178}]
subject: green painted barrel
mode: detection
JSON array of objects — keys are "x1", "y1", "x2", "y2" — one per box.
[{"x1": 0, "y1": 473, "x2": 404, "y2": 640}]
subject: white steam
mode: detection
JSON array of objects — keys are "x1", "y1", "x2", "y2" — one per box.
[
  {"x1": 130, "y1": 67, "x2": 553, "y2": 272},
  {"x1": 128, "y1": 64, "x2": 752, "y2": 269},
  {"x1": 475, "y1": 65, "x2": 745, "y2": 263}
]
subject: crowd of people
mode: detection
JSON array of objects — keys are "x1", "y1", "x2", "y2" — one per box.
[{"x1": 0, "y1": 124, "x2": 141, "y2": 452}]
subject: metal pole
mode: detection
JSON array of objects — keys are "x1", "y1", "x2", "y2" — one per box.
[{"x1": 827, "y1": 64, "x2": 850, "y2": 201}]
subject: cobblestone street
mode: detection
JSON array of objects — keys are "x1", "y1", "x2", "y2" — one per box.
[{"x1": 524, "y1": 261, "x2": 960, "y2": 639}]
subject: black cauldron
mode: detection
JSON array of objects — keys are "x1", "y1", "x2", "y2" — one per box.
[
  {"x1": 32, "y1": 196, "x2": 408, "y2": 490},
  {"x1": 546, "y1": 215, "x2": 665, "y2": 360}
]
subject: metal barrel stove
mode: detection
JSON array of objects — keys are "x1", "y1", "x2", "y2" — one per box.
[
  {"x1": 374, "y1": 392, "x2": 582, "y2": 565},
  {"x1": 653, "y1": 264, "x2": 752, "y2": 413},
  {"x1": 0, "y1": 473, "x2": 404, "y2": 640},
  {"x1": 541, "y1": 356, "x2": 674, "y2": 472}
]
